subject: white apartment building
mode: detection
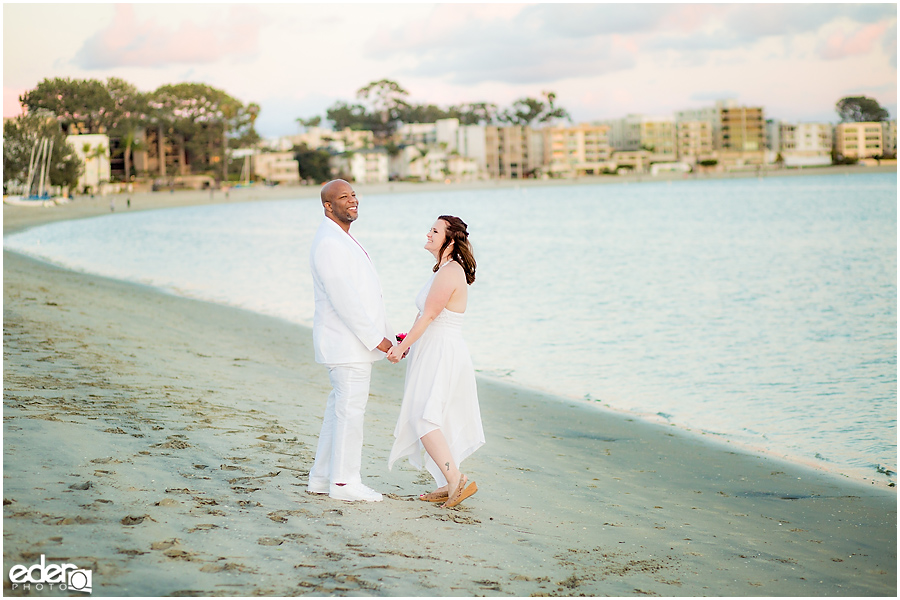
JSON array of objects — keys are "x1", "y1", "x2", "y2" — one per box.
[
  {"x1": 778, "y1": 122, "x2": 833, "y2": 167},
  {"x1": 835, "y1": 122, "x2": 884, "y2": 160},
  {"x1": 66, "y1": 133, "x2": 111, "y2": 194},
  {"x1": 882, "y1": 120, "x2": 897, "y2": 157},
  {"x1": 253, "y1": 152, "x2": 300, "y2": 184},
  {"x1": 397, "y1": 122, "x2": 438, "y2": 146},
  {"x1": 436, "y1": 118, "x2": 460, "y2": 152},
  {"x1": 456, "y1": 125, "x2": 488, "y2": 175},
  {"x1": 284, "y1": 127, "x2": 374, "y2": 153},
  {"x1": 330, "y1": 148, "x2": 389, "y2": 184}
]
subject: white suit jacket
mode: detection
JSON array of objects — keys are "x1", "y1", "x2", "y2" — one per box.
[{"x1": 310, "y1": 217, "x2": 392, "y2": 365}]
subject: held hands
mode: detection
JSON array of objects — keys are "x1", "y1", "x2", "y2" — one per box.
[
  {"x1": 386, "y1": 345, "x2": 404, "y2": 364},
  {"x1": 376, "y1": 337, "x2": 393, "y2": 354},
  {"x1": 386, "y1": 333, "x2": 410, "y2": 364}
]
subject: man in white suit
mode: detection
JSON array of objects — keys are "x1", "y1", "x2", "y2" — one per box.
[{"x1": 307, "y1": 179, "x2": 394, "y2": 502}]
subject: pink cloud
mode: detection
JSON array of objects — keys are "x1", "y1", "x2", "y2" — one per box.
[
  {"x1": 74, "y1": 4, "x2": 262, "y2": 69},
  {"x1": 3, "y1": 88, "x2": 26, "y2": 118},
  {"x1": 818, "y1": 22, "x2": 890, "y2": 60}
]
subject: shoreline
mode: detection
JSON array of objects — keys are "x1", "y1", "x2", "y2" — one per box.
[
  {"x1": 3, "y1": 163, "x2": 895, "y2": 235},
  {"x1": 3, "y1": 167, "x2": 897, "y2": 596},
  {"x1": 5, "y1": 166, "x2": 897, "y2": 490}
]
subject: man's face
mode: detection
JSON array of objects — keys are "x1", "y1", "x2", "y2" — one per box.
[{"x1": 327, "y1": 183, "x2": 358, "y2": 224}]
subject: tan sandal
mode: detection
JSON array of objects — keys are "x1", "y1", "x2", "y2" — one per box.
[
  {"x1": 441, "y1": 474, "x2": 477, "y2": 508},
  {"x1": 418, "y1": 489, "x2": 449, "y2": 502}
]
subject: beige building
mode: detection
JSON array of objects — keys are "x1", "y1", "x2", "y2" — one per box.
[
  {"x1": 835, "y1": 122, "x2": 884, "y2": 159},
  {"x1": 611, "y1": 150, "x2": 653, "y2": 173},
  {"x1": 639, "y1": 118, "x2": 676, "y2": 159},
  {"x1": 485, "y1": 125, "x2": 538, "y2": 179},
  {"x1": 676, "y1": 120, "x2": 714, "y2": 162},
  {"x1": 719, "y1": 105, "x2": 765, "y2": 152},
  {"x1": 601, "y1": 114, "x2": 676, "y2": 161},
  {"x1": 253, "y1": 152, "x2": 300, "y2": 185},
  {"x1": 542, "y1": 123, "x2": 612, "y2": 177}
]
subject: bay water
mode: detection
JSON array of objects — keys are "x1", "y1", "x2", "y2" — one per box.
[{"x1": 5, "y1": 173, "x2": 896, "y2": 486}]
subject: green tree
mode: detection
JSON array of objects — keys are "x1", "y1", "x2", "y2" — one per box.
[
  {"x1": 3, "y1": 110, "x2": 82, "y2": 195},
  {"x1": 150, "y1": 83, "x2": 260, "y2": 181},
  {"x1": 356, "y1": 79, "x2": 410, "y2": 140},
  {"x1": 19, "y1": 77, "x2": 116, "y2": 134},
  {"x1": 105, "y1": 77, "x2": 147, "y2": 182},
  {"x1": 499, "y1": 91, "x2": 571, "y2": 127},
  {"x1": 452, "y1": 102, "x2": 499, "y2": 125},
  {"x1": 293, "y1": 143, "x2": 332, "y2": 183},
  {"x1": 539, "y1": 91, "x2": 571, "y2": 124},
  {"x1": 836, "y1": 96, "x2": 890, "y2": 123},
  {"x1": 398, "y1": 103, "x2": 452, "y2": 124},
  {"x1": 296, "y1": 116, "x2": 322, "y2": 130},
  {"x1": 326, "y1": 101, "x2": 375, "y2": 131}
]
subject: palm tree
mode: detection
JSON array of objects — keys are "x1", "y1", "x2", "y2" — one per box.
[{"x1": 81, "y1": 142, "x2": 107, "y2": 193}]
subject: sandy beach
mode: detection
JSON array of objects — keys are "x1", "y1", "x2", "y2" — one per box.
[{"x1": 3, "y1": 168, "x2": 897, "y2": 596}]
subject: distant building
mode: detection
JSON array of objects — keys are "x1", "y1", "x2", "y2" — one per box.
[
  {"x1": 676, "y1": 101, "x2": 729, "y2": 148},
  {"x1": 675, "y1": 120, "x2": 714, "y2": 162},
  {"x1": 288, "y1": 127, "x2": 374, "y2": 153},
  {"x1": 456, "y1": 125, "x2": 488, "y2": 176},
  {"x1": 882, "y1": 120, "x2": 897, "y2": 157},
  {"x1": 66, "y1": 133, "x2": 111, "y2": 194},
  {"x1": 253, "y1": 152, "x2": 300, "y2": 185},
  {"x1": 778, "y1": 122, "x2": 833, "y2": 167},
  {"x1": 397, "y1": 122, "x2": 438, "y2": 147},
  {"x1": 598, "y1": 114, "x2": 676, "y2": 163},
  {"x1": 331, "y1": 148, "x2": 389, "y2": 184},
  {"x1": 835, "y1": 122, "x2": 884, "y2": 160},
  {"x1": 610, "y1": 150, "x2": 653, "y2": 174},
  {"x1": 541, "y1": 123, "x2": 613, "y2": 177},
  {"x1": 485, "y1": 125, "x2": 538, "y2": 179},
  {"x1": 719, "y1": 105, "x2": 765, "y2": 152}
]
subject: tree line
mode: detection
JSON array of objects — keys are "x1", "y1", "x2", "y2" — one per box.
[
  {"x1": 301, "y1": 79, "x2": 571, "y2": 142},
  {"x1": 4, "y1": 77, "x2": 261, "y2": 194}
]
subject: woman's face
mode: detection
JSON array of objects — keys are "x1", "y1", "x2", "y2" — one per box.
[{"x1": 425, "y1": 219, "x2": 448, "y2": 256}]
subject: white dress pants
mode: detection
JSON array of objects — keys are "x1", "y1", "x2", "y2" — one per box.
[{"x1": 308, "y1": 362, "x2": 373, "y2": 487}]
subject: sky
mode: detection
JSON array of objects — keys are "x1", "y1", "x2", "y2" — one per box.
[{"x1": 3, "y1": 2, "x2": 897, "y2": 139}]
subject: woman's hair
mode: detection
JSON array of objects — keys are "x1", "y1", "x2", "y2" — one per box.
[{"x1": 434, "y1": 215, "x2": 476, "y2": 285}]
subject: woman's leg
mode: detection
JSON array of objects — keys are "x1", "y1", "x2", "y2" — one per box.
[{"x1": 420, "y1": 429, "x2": 461, "y2": 493}]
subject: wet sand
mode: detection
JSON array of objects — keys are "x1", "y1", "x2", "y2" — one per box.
[{"x1": 3, "y1": 172, "x2": 897, "y2": 596}]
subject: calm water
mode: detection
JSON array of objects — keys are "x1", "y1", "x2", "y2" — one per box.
[{"x1": 5, "y1": 173, "x2": 897, "y2": 485}]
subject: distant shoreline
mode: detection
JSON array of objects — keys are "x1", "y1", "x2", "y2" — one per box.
[{"x1": 4, "y1": 163, "x2": 895, "y2": 236}]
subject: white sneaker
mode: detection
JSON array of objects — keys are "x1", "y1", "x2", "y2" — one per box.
[
  {"x1": 329, "y1": 482, "x2": 383, "y2": 502},
  {"x1": 307, "y1": 478, "x2": 329, "y2": 494}
]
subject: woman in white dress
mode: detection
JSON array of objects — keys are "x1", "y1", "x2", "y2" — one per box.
[{"x1": 386, "y1": 215, "x2": 484, "y2": 508}]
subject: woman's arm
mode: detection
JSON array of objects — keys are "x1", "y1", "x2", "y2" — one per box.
[{"x1": 386, "y1": 265, "x2": 462, "y2": 363}]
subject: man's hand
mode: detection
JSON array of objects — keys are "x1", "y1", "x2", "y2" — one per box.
[{"x1": 376, "y1": 337, "x2": 393, "y2": 353}]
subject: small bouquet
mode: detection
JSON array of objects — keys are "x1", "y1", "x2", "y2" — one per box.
[{"x1": 396, "y1": 333, "x2": 407, "y2": 343}]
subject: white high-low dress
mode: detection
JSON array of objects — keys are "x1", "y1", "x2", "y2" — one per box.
[{"x1": 388, "y1": 267, "x2": 485, "y2": 487}]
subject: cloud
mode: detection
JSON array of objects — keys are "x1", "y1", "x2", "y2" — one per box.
[
  {"x1": 818, "y1": 22, "x2": 891, "y2": 60},
  {"x1": 367, "y1": 3, "x2": 898, "y2": 87},
  {"x1": 73, "y1": 4, "x2": 263, "y2": 70},
  {"x1": 690, "y1": 90, "x2": 739, "y2": 102},
  {"x1": 885, "y1": 22, "x2": 897, "y2": 67},
  {"x1": 367, "y1": 4, "x2": 640, "y2": 85}
]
